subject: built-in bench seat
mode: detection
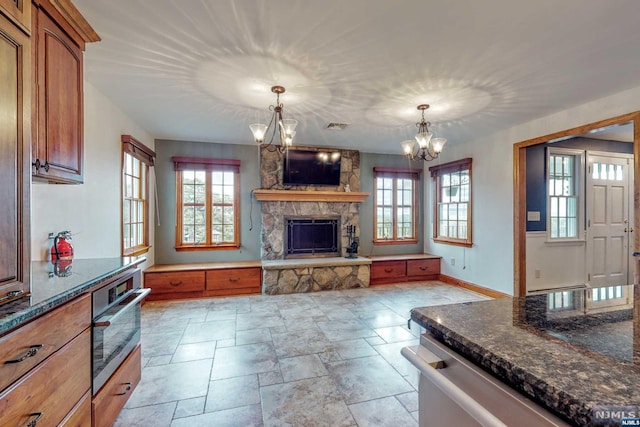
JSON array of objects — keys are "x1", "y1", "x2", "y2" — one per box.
[
  {"x1": 143, "y1": 261, "x2": 262, "y2": 301},
  {"x1": 368, "y1": 253, "x2": 441, "y2": 285}
]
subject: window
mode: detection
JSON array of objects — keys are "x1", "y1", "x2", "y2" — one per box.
[
  {"x1": 121, "y1": 135, "x2": 155, "y2": 256},
  {"x1": 547, "y1": 148, "x2": 584, "y2": 240},
  {"x1": 373, "y1": 167, "x2": 419, "y2": 244},
  {"x1": 591, "y1": 285, "x2": 623, "y2": 302},
  {"x1": 547, "y1": 291, "x2": 575, "y2": 310},
  {"x1": 173, "y1": 157, "x2": 240, "y2": 250},
  {"x1": 429, "y1": 158, "x2": 472, "y2": 246}
]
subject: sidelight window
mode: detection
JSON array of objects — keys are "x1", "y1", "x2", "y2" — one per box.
[
  {"x1": 547, "y1": 148, "x2": 584, "y2": 240},
  {"x1": 173, "y1": 157, "x2": 240, "y2": 250}
]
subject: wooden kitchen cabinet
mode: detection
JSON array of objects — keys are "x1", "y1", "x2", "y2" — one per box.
[
  {"x1": 0, "y1": 0, "x2": 31, "y2": 31},
  {"x1": 0, "y1": 10, "x2": 30, "y2": 304},
  {"x1": 0, "y1": 293, "x2": 90, "y2": 392},
  {"x1": 370, "y1": 254, "x2": 441, "y2": 285},
  {"x1": 92, "y1": 345, "x2": 141, "y2": 427},
  {"x1": 0, "y1": 328, "x2": 91, "y2": 426},
  {"x1": 31, "y1": 0, "x2": 99, "y2": 184},
  {"x1": 0, "y1": 294, "x2": 92, "y2": 426}
]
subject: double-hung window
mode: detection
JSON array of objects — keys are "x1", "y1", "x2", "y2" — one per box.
[
  {"x1": 121, "y1": 135, "x2": 155, "y2": 256},
  {"x1": 173, "y1": 157, "x2": 240, "y2": 250},
  {"x1": 429, "y1": 158, "x2": 472, "y2": 246},
  {"x1": 373, "y1": 167, "x2": 419, "y2": 244},
  {"x1": 547, "y1": 148, "x2": 584, "y2": 240}
]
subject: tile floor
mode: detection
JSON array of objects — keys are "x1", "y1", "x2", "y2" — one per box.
[{"x1": 115, "y1": 281, "x2": 489, "y2": 427}]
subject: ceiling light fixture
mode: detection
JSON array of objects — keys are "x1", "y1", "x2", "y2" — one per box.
[
  {"x1": 402, "y1": 104, "x2": 447, "y2": 161},
  {"x1": 249, "y1": 85, "x2": 298, "y2": 153}
]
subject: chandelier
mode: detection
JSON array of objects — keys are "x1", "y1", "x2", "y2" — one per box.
[
  {"x1": 249, "y1": 85, "x2": 298, "y2": 153},
  {"x1": 401, "y1": 104, "x2": 447, "y2": 161}
]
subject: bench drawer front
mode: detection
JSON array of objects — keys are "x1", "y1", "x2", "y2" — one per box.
[
  {"x1": 206, "y1": 268, "x2": 261, "y2": 291},
  {"x1": 371, "y1": 260, "x2": 406, "y2": 279},
  {"x1": 0, "y1": 293, "x2": 90, "y2": 393},
  {"x1": 144, "y1": 271, "x2": 205, "y2": 294},
  {"x1": 407, "y1": 259, "x2": 440, "y2": 277}
]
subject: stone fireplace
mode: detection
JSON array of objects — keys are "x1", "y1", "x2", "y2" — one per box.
[{"x1": 256, "y1": 146, "x2": 372, "y2": 294}]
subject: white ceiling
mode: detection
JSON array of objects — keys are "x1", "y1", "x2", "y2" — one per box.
[{"x1": 73, "y1": 0, "x2": 640, "y2": 154}]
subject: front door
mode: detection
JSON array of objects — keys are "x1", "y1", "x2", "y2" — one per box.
[{"x1": 586, "y1": 152, "x2": 633, "y2": 288}]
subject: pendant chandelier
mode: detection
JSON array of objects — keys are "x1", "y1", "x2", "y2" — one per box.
[
  {"x1": 401, "y1": 104, "x2": 447, "y2": 161},
  {"x1": 249, "y1": 85, "x2": 298, "y2": 153}
]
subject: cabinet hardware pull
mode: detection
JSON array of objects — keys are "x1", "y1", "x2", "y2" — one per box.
[
  {"x1": 229, "y1": 278, "x2": 239, "y2": 282},
  {"x1": 25, "y1": 412, "x2": 43, "y2": 427},
  {"x1": 169, "y1": 281, "x2": 183, "y2": 286},
  {"x1": 384, "y1": 268, "x2": 393, "y2": 273},
  {"x1": 0, "y1": 289, "x2": 24, "y2": 303},
  {"x1": 32, "y1": 159, "x2": 50, "y2": 173},
  {"x1": 115, "y1": 382, "x2": 132, "y2": 396},
  {"x1": 419, "y1": 266, "x2": 429, "y2": 271},
  {"x1": 5, "y1": 345, "x2": 44, "y2": 364}
]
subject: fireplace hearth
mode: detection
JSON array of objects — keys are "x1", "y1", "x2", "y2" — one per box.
[{"x1": 285, "y1": 217, "x2": 340, "y2": 258}]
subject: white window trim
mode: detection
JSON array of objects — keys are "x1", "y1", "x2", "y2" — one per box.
[{"x1": 546, "y1": 147, "x2": 585, "y2": 243}]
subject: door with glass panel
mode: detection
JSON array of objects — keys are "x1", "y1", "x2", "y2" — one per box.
[{"x1": 586, "y1": 153, "x2": 633, "y2": 289}]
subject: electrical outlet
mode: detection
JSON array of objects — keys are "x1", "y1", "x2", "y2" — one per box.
[
  {"x1": 535, "y1": 269, "x2": 541, "y2": 279},
  {"x1": 450, "y1": 257, "x2": 455, "y2": 266}
]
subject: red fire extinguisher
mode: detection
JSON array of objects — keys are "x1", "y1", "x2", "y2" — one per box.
[{"x1": 51, "y1": 231, "x2": 74, "y2": 261}]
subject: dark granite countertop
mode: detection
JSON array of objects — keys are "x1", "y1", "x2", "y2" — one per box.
[
  {"x1": 0, "y1": 257, "x2": 145, "y2": 335},
  {"x1": 411, "y1": 286, "x2": 640, "y2": 427}
]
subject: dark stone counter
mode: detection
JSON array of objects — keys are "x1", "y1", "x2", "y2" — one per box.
[
  {"x1": 0, "y1": 257, "x2": 145, "y2": 335},
  {"x1": 411, "y1": 286, "x2": 640, "y2": 426}
]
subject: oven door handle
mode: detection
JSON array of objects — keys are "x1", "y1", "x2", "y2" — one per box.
[{"x1": 94, "y1": 288, "x2": 151, "y2": 327}]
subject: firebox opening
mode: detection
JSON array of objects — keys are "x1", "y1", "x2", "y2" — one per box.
[{"x1": 285, "y1": 216, "x2": 341, "y2": 258}]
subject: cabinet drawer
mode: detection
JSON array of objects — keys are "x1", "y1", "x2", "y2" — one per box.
[
  {"x1": 92, "y1": 344, "x2": 141, "y2": 427},
  {"x1": 0, "y1": 328, "x2": 91, "y2": 426},
  {"x1": 371, "y1": 260, "x2": 406, "y2": 279},
  {"x1": 144, "y1": 271, "x2": 205, "y2": 294},
  {"x1": 0, "y1": 293, "x2": 90, "y2": 393},
  {"x1": 206, "y1": 268, "x2": 261, "y2": 292},
  {"x1": 60, "y1": 390, "x2": 91, "y2": 427},
  {"x1": 407, "y1": 259, "x2": 440, "y2": 277}
]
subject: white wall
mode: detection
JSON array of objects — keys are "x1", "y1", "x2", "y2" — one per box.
[
  {"x1": 425, "y1": 84, "x2": 640, "y2": 296},
  {"x1": 31, "y1": 81, "x2": 155, "y2": 270},
  {"x1": 525, "y1": 232, "x2": 586, "y2": 291}
]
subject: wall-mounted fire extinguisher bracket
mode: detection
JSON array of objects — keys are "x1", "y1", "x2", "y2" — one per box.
[{"x1": 51, "y1": 231, "x2": 74, "y2": 261}]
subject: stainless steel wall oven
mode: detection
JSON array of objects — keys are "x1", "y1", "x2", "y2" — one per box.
[{"x1": 92, "y1": 268, "x2": 149, "y2": 394}]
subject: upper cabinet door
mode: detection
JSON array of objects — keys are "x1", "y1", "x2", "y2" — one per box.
[
  {"x1": 0, "y1": 0, "x2": 31, "y2": 33},
  {"x1": 32, "y1": 6, "x2": 84, "y2": 184},
  {"x1": 0, "y1": 13, "x2": 30, "y2": 301}
]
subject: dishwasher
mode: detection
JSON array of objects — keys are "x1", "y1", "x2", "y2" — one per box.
[{"x1": 402, "y1": 333, "x2": 570, "y2": 427}]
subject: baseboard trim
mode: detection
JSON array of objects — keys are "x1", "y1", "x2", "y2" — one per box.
[{"x1": 438, "y1": 274, "x2": 511, "y2": 299}]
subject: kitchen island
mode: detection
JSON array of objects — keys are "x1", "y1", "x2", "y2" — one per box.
[
  {"x1": 408, "y1": 286, "x2": 640, "y2": 426},
  {"x1": 0, "y1": 256, "x2": 146, "y2": 426}
]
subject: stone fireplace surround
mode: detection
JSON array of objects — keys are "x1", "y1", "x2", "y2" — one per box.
[{"x1": 258, "y1": 147, "x2": 371, "y2": 294}]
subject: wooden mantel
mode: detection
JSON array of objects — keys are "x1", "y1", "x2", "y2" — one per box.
[{"x1": 253, "y1": 189, "x2": 370, "y2": 203}]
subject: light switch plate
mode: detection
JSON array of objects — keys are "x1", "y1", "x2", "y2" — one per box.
[{"x1": 527, "y1": 211, "x2": 541, "y2": 221}]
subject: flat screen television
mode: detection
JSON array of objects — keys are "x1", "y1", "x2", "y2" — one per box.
[{"x1": 283, "y1": 149, "x2": 341, "y2": 186}]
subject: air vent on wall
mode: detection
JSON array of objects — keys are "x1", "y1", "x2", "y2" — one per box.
[{"x1": 326, "y1": 122, "x2": 348, "y2": 130}]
